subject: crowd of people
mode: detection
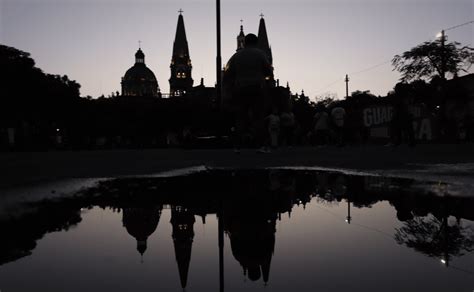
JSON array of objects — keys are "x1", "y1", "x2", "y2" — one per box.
[{"x1": 222, "y1": 32, "x2": 429, "y2": 152}]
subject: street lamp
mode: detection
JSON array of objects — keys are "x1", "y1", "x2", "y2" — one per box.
[{"x1": 216, "y1": 0, "x2": 222, "y2": 108}]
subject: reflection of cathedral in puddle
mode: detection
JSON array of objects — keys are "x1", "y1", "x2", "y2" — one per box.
[
  {"x1": 5, "y1": 170, "x2": 474, "y2": 291},
  {"x1": 225, "y1": 214, "x2": 276, "y2": 284},
  {"x1": 115, "y1": 170, "x2": 474, "y2": 288},
  {"x1": 122, "y1": 205, "x2": 195, "y2": 289},
  {"x1": 121, "y1": 202, "x2": 278, "y2": 288},
  {"x1": 122, "y1": 206, "x2": 162, "y2": 259},
  {"x1": 224, "y1": 195, "x2": 277, "y2": 285}
]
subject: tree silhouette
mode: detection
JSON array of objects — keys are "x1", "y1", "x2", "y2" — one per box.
[
  {"x1": 392, "y1": 39, "x2": 474, "y2": 82},
  {"x1": 0, "y1": 44, "x2": 81, "y2": 101},
  {"x1": 394, "y1": 215, "x2": 474, "y2": 260}
]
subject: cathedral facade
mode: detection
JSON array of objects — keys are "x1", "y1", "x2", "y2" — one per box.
[{"x1": 120, "y1": 12, "x2": 279, "y2": 97}]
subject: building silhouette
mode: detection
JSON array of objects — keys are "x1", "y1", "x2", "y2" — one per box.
[
  {"x1": 170, "y1": 206, "x2": 196, "y2": 289},
  {"x1": 169, "y1": 11, "x2": 194, "y2": 96},
  {"x1": 257, "y1": 16, "x2": 273, "y2": 66},
  {"x1": 122, "y1": 206, "x2": 162, "y2": 258},
  {"x1": 236, "y1": 22, "x2": 245, "y2": 51},
  {"x1": 121, "y1": 48, "x2": 161, "y2": 97},
  {"x1": 119, "y1": 13, "x2": 279, "y2": 99},
  {"x1": 257, "y1": 15, "x2": 275, "y2": 87}
]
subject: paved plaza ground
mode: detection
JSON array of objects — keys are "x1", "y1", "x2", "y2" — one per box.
[{"x1": 1, "y1": 144, "x2": 473, "y2": 189}]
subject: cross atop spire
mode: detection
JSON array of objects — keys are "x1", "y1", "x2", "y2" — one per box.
[
  {"x1": 178, "y1": 8, "x2": 183, "y2": 14},
  {"x1": 260, "y1": 13, "x2": 264, "y2": 18},
  {"x1": 138, "y1": 40, "x2": 141, "y2": 49}
]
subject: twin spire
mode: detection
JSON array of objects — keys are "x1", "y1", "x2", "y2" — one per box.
[
  {"x1": 127, "y1": 11, "x2": 274, "y2": 97},
  {"x1": 172, "y1": 12, "x2": 190, "y2": 59},
  {"x1": 236, "y1": 14, "x2": 273, "y2": 66},
  {"x1": 257, "y1": 16, "x2": 272, "y2": 65},
  {"x1": 169, "y1": 10, "x2": 194, "y2": 96}
]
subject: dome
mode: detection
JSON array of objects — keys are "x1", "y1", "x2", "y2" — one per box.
[
  {"x1": 123, "y1": 63, "x2": 158, "y2": 83},
  {"x1": 121, "y1": 48, "x2": 161, "y2": 97}
]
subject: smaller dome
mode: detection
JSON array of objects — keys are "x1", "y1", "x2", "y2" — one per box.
[
  {"x1": 135, "y1": 48, "x2": 145, "y2": 59},
  {"x1": 122, "y1": 48, "x2": 161, "y2": 97}
]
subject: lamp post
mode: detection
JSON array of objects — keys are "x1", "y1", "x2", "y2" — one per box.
[
  {"x1": 216, "y1": 0, "x2": 222, "y2": 108},
  {"x1": 216, "y1": 3, "x2": 224, "y2": 291},
  {"x1": 344, "y1": 74, "x2": 349, "y2": 99}
]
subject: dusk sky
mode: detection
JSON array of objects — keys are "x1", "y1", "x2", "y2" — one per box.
[{"x1": 1, "y1": 0, "x2": 472, "y2": 100}]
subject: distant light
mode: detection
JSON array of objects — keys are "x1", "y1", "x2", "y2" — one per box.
[
  {"x1": 56, "y1": 128, "x2": 60, "y2": 132},
  {"x1": 436, "y1": 32, "x2": 443, "y2": 38},
  {"x1": 440, "y1": 259, "x2": 446, "y2": 264},
  {"x1": 436, "y1": 105, "x2": 440, "y2": 109}
]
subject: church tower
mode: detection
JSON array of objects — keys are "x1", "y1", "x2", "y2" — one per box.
[
  {"x1": 257, "y1": 15, "x2": 275, "y2": 87},
  {"x1": 170, "y1": 206, "x2": 195, "y2": 289},
  {"x1": 257, "y1": 15, "x2": 273, "y2": 66},
  {"x1": 236, "y1": 21, "x2": 245, "y2": 51},
  {"x1": 169, "y1": 10, "x2": 193, "y2": 96}
]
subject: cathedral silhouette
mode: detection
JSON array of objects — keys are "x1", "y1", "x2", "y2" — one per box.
[{"x1": 121, "y1": 11, "x2": 276, "y2": 98}]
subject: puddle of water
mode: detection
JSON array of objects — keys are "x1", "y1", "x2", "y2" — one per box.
[{"x1": 0, "y1": 169, "x2": 473, "y2": 292}]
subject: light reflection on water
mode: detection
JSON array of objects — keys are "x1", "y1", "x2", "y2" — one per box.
[{"x1": 0, "y1": 169, "x2": 473, "y2": 292}]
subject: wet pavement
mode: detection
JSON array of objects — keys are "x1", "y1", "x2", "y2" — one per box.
[{"x1": 1, "y1": 145, "x2": 473, "y2": 189}]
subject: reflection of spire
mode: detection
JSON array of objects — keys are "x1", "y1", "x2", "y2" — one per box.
[
  {"x1": 261, "y1": 252, "x2": 272, "y2": 285},
  {"x1": 171, "y1": 206, "x2": 195, "y2": 289},
  {"x1": 122, "y1": 207, "x2": 162, "y2": 258}
]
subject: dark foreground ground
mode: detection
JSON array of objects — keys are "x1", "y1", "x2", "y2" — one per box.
[{"x1": 1, "y1": 144, "x2": 473, "y2": 189}]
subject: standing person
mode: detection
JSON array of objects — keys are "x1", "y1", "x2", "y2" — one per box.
[
  {"x1": 280, "y1": 110, "x2": 295, "y2": 147},
  {"x1": 330, "y1": 105, "x2": 346, "y2": 146},
  {"x1": 313, "y1": 107, "x2": 329, "y2": 146},
  {"x1": 265, "y1": 107, "x2": 280, "y2": 152},
  {"x1": 390, "y1": 98, "x2": 416, "y2": 147},
  {"x1": 223, "y1": 33, "x2": 273, "y2": 152}
]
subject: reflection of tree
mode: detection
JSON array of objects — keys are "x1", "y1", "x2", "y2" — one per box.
[
  {"x1": 394, "y1": 215, "x2": 474, "y2": 261},
  {"x1": 0, "y1": 203, "x2": 82, "y2": 265}
]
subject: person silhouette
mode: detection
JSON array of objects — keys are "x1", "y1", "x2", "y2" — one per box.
[{"x1": 223, "y1": 33, "x2": 273, "y2": 152}]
